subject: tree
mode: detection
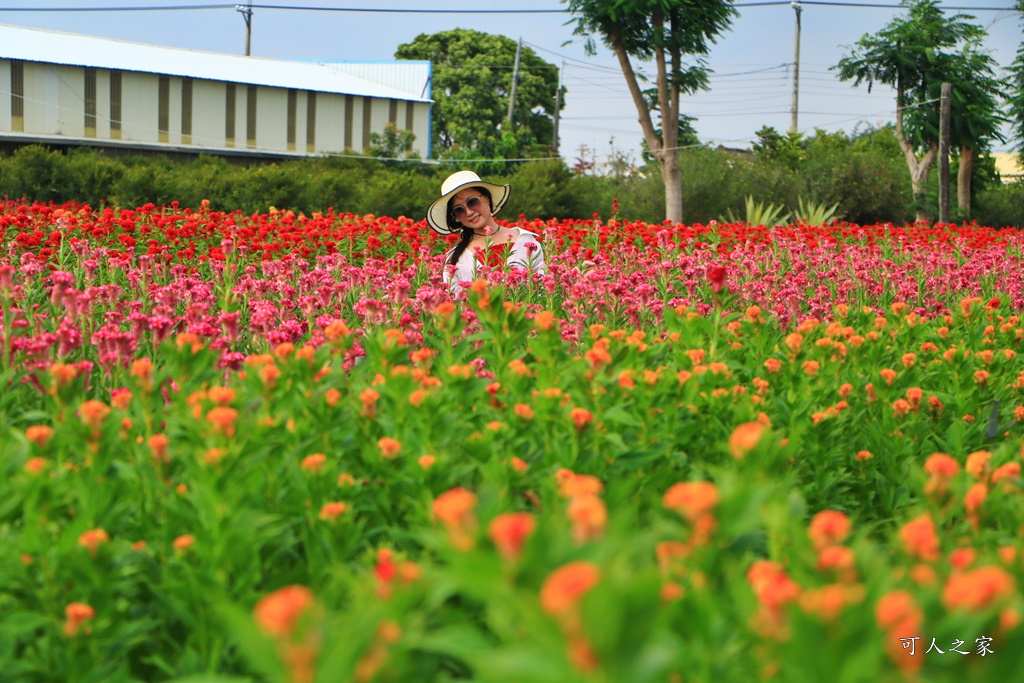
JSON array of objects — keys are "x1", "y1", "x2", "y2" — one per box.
[
  {"x1": 564, "y1": 0, "x2": 737, "y2": 224},
  {"x1": 833, "y1": 0, "x2": 1005, "y2": 221},
  {"x1": 395, "y1": 29, "x2": 563, "y2": 158},
  {"x1": 369, "y1": 122, "x2": 417, "y2": 160},
  {"x1": 1009, "y1": 0, "x2": 1024, "y2": 160}
]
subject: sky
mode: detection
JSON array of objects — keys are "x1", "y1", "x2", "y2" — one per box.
[{"x1": 1, "y1": 1, "x2": 1021, "y2": 169}]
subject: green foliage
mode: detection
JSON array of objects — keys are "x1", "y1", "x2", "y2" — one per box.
[
  {"x1": 752, "y1": 126, "x2": 806, "y2": 172},
  {"x1": 369, "y1": 122, "x2": 417, "y2": 160},
  {"x1": 723, "y1": 195, "x2": 791, "y2": 227},
  {"x1": 794, "y1": 197, "x2": 841, "y2": 225},
  {"x1": 1008, "y1": 0, "x2": 1024, "y2": 157},
  {"x1": 973, "y1": 178, "x2": 1024, "y2": 228},
  {"x1": 395, "y1": 29, "x2": 561, "y2": 158}
]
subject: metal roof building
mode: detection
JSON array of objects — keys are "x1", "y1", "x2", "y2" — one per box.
[{"x1": 0, "y1": 24, "x2": 433, "y2": 159}]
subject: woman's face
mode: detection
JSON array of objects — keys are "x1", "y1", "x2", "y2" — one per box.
[{"x1": 452, "y1": 188, "x2": 494, "y2": 234}]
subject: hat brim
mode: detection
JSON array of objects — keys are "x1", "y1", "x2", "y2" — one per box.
[{"x1": 426, "y1": 180, "x2": 511, "y2": 236}]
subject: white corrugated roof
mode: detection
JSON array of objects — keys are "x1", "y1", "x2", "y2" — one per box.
[
  {"x1": 0, "y1": 24, "x2": 431, "y2": 103},
  {"x1": 319, "y1": 61, "x2": 432, "y2": 101}
]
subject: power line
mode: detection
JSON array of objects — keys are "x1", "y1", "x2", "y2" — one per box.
[{"x1": 0, "y1": 1, "x2": 1016, "y2": 12}]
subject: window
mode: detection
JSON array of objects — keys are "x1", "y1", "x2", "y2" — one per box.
[
  {"x1": 10, "y1": 60, "x2": 24, "y2": 132},
  {"x1": 181, "y1": 78, "x2": 193, "y2": 145},
  {"x1": 109, "y1": 71, "x2": 122, "y2": 139},
  {"x1": 246, "y1": 86, "x2": 257, "y2": 149},
  {"x1": 225, "y1": 83, "x2": 236, "y2": 147},
  {"x1": 84, "y1": 68, "x2": 97, "y2": 137},
  {"x1": 286, "y1": 89, "x2": 297, "y2": 151},
  {"x1": 158, "y1": 75, "x2": 170, "y2": 143},
  {"x1": 306, "y1": 91, "x2": 316, "y2": 153}
]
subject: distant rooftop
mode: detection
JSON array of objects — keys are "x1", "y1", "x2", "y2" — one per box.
[{"x1": 0, "y1": 23, "x2": 431, "y2": 103}]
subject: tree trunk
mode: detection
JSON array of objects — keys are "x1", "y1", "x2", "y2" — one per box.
[
  {"x1": 900, "y1": 139, "x2": 938, "y2": 223},
  {"x1": 895, "y1": 75, "x2": 938, "y2": 223},
  {"x1": 662, "y1": 150, "x2": 683, "y2": 225},
  {"x1": 957, "y1": 145, "x2": 975, "y2": 218},
  {"x1": 607, "y1": 20, "x2": 683, "y2": 224}
]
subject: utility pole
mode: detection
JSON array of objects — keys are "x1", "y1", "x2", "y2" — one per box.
[
  {"x1": 236, "y1": 2, "x2": 253, "y2": 56},
  {"x1": 507, "y1": 37, "x2": 523, "y2": 129},
  {"x1": 938, "y1": 81, "x2": 952, "y2": 223},
  {"x1": 552, "y1": 61, "x2": 563, "y2": 153},
  {"x1": 790, "y1": 1, "x2": 802, "y2": 134}
]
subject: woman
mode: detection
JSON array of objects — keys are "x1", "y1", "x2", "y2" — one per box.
[{"x1": 426, "y1": 170, "x2": 546, "y2": 290}]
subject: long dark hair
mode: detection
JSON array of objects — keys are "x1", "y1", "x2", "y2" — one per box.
[{"x1": 445, "y1": 187, "x2": 492, "y2": 267}]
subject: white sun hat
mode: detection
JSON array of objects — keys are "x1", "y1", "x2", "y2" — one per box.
[{"x1": 425, "y1": 170, "x2": 511, "y2": 236}]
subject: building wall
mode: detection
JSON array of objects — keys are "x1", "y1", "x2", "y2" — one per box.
[{"x1": 0, "y1": 58, "x2": 430, "y2": 158}]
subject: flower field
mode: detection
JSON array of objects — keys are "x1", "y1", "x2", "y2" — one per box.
[{"x1": 4, "y1": 199, "x2": 1024, "y2": 682}]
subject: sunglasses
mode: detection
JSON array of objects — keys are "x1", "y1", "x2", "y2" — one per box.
[{"x1": 451, "y1": 195, "x2": 486, "y2": 219}]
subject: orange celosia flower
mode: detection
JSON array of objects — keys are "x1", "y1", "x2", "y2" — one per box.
[
  {"x1": 417, "y1": 454, "x2": 435, "y2": 470},
  {"x1": 533, "y1": 310, "x2": 556, "y2": 331},
  {"x1": 324, "y1": 320, "x2": 350, "y2": 341},
  {"x1": 173, "y1": 534, "x2": 194, "y2": 552},
  {"x1": 206, "y1": 406, "x2": 238, "y2": 437},
  {"x1": 559, "y1": 473, "x2": 603, "y2": 499},
  {"x1": 662, "y1": 481, "x2": 719, "y2": 523},
  {"x1": 879, "y1": 368, "x2": 897, "y2": 386},
  {"x1": 324, "y1": 388, "x2": 341, "y2": 407},
  {"x1": 728, "y1": 421, "x2": 765, "y2": 459},
  {"x1": 923, "y1": 453, "x2": 960, "y2": 497},
  {"x1": 570, "y1": 407, "x2": 593, "y2": 430},
  {"x1": 78, "y1": 529, "x2": 109, "y2": 557},
  {"x1": 79, "y1": 400, "x2": 111, "y2": 433},
  {"x1": 377, "y1": 437, "x2": 402, "y2": 459},
  {"x1": 540, "y1": 561, "x2": 601, "y2": 616},
  {"x1": 763, "y1": 358, "x2": 782, "y2": 374},
  {"x1": 815, "y1": 545, "x2": 857, "y2": 578},
  {"x1": 942, "y1": 565, "x2": 1015, "y2": 611},
  {"x1": 964, "y1": 483, "x2": 988, "y2": 526},
  {"x1": 208, "y1": 386, "x2": 235, "y2": 405},
  {"x1": 63, "y1": 602, "x2": 95, "y2": 637},
  {"x1": 301, "y1": 453, "x2": 327, "y2": 474},
  {"x1": 510, "y1": 456, "x2": 528, "y2": 472},
  {"x1": 487, "y1": 512, "x2": 536, "y2": 560},
  {"x1": 892, "y1": 398, "x2": 911, "y2": 417},
  {"x1": 24, "y1": 457, "x2": 47, "y2": 475},
  {"x1": 337, "y1": 472, "x2": 356, "y2": 487},
  {"x1": 747, "y1": 560, "x2": 801, "y2": 610},
  {"x1": 899, "y1": 514, "x2": 940, "y2": 562},
  {"x1": 802, "y1": 360, "x2": 820, "y2": 376},
  {"x1": 799, "y1": 584, "x2": 864, "y2": 622},
  {"x1": 965, "y1": 450, "x2": 992, "y2": 481},
  {"x1": 855, "y1": 450, "x2": 872, "y2": 462},
  {"x1": 253, "y1": 585, "x2": 318, "y2": 639},
  {"x1": 875, "y1": 590, "x2": 922, "y2": 632},
  {"x1": 433, "y1": 487, "x2": 478, "y2": 551},
  {"x1": 567, "y1": 495, "x2": 607, "y2": 543},
  {"x1": 784, "y1": 333, "x2": 803, "y2": 355},
  {"x1": 149, "y1": 433, "x2": 170, "y2": 464},
  {"x1": 25, "y1": 425, "x2": 54, "y2": 447},
  {"x1": 807, "y1": 510, "x2": 852, "y2": 551},
  {"x1": 513, "y1": 403, "x2": 534, "y2": 420},
  {"x1": 949, "y1": 547, "x2": 976, "y2": 571},
  {"x1": 319, "y1": 502, "x2": 347, "y2": 521},
  {"x1": 992, "y1": 462, "x2": 1020, "y2": 487}
]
